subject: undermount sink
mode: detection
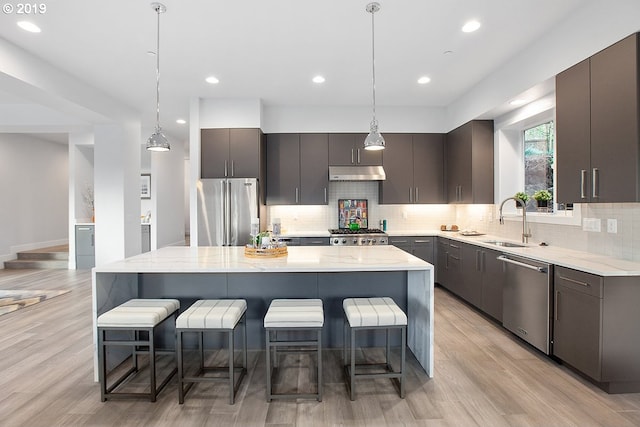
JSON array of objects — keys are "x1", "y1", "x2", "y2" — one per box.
[{"x1": 482, "y1": 240, "x2": 526, "y2": 248}]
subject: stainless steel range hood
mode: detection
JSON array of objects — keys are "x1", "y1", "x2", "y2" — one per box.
[{"x1": 329, "y1": 165, "x2": 386, "y2": 181}]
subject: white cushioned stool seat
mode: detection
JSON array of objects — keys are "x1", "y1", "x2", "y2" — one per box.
[
  {"x1": 264, "y1": 298, "x2": 324, "y2": 328},
  {"x1": 176, "y1": 299, "x2": 248, "y2": 405},
  {"x1": 343, "y1": 297, "x2": 406, "y2": 400},
  {"x1": 97, "y1": 299, "x2": 180, "y2": 328},
  {"x1": 176, "y1": 299, "x2": 247, "y2": 329},
  {"x1": 343, "y1": 297, "x2": 407, "y2": 327},
  {"x1": 97, "y1": 298, "x2": 179, "y2": 402},
  {"x1": 264, "y1": 298, "x2": 324, "y2": 402}
]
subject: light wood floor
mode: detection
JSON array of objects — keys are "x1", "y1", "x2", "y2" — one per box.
[{"x1": 1, "y1": 269, "x2": 640, "y2": 426}]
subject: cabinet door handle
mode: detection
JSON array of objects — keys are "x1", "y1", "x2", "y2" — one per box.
[
  {"x1": 351, "y1": 148, "x2": 354, "y2": 164},
  {"x1": 414, "y1": 240, "x2": 430, "y2": 243},
  {"x1": 231, "y1": 160, "x2": 235, "y2": 177},
  {"x1": 392, "y1": 240, "x2": 408, "y2": 244},
  {"x1": 592, "y1": 168, "x2": 599, "y2": 199},
  {"x1": 91, "y1": 234, "x2": 95, "y2": 247},
  {"x1": 409, "y1": 188, "x2": 413, "y2": 203},
  {"x1": 449, "y1": 255, "x2": 460, "y2": 261},
  {"x1": 295, "y1": 188, "x2": 299, "y2": 203},
  {"x1": 324, "y1": 187, "x2": 327, "y2": 203},
  {"x1": 224, "y1": 160, "x2": 228, "y2": 177},
  {"x1": 357, "y1": 149, "x2": 361, "y2": 164},
  {"x1": 580, "y1": 169, "x2": 587, "y2": 199},
  {"x1": 449, "y1": 244, "x2": 460, "y2": 249},
  {"x1": 415, "y1": 187, "x2": 419, "y2": 203},
  {"x1": 557, "y1": 274, "x2": 590, "y2": 287}
]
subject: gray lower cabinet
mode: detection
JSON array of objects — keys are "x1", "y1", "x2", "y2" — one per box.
[
  {"x1": 266, "y1": 133, "x2": 329, "y2": 205},
  {"x1": 75, "y1": 225, "x2": 95, "y2": 269},
  {"x1": 389, "y1": 236, "x2": 434, "y2": 264},
  {"x1": 141, "y1": 224, "x2": 151, "y2": 253},
  {"x1": 460, "y1": 244, "x2": 504, "y2": 320},
  {"x1": 436, "y1": 238, "x2": 462, "y2": 296},
  {"x1": 553, "y1": 266, "x2": 640, "y2": 393},
  {"x1": 299, "y1": 237, "x2": 329, "y2": 246}
]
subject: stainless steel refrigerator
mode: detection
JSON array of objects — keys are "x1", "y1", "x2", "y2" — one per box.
[{"x1": 197, "y1": 178, "x2": 259, "y2": 246}]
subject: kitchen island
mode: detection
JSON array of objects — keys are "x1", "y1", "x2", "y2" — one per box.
[{"x1": 92, "y1": 245, "x2": 434, "y2": 379}]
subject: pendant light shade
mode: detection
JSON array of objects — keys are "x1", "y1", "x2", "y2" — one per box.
[
  {"x1": 364, "y1": 2, "x2": 385, "y2": 151},
  {"x1": 146, "y1": 2, "x2": 170, "y2": 152}
]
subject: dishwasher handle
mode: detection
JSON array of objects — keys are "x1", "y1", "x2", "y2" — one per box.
[{"x1": 497, "y1": 255, "x2": 547, "y2": 273}]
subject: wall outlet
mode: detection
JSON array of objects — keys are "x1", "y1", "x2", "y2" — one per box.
[
  {"x1": 607, "y1": 218, "x2": 618, "y2": 233},
  {"x1": 582, "y1": 218, "x2": 601, "y2": 232}
]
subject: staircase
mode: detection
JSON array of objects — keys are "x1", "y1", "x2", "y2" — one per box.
[{"x1": 4, "y1": 245, "x2": 69, "y2": 269}]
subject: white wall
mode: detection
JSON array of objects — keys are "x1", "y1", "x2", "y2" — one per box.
[
  {"x1": 152, "y1": 140, "x2": 186, "y2": 248},
  {"x1": 0, "y1": 134, "x2": 68, "y2": 264}
]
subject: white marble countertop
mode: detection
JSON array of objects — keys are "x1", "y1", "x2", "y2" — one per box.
[{"x1": 94, "y1": 245, "x2": 432, "y2": 274}]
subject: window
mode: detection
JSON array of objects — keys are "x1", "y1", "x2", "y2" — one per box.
[{"x1": 523, "y1": 121, "x2": 554, "y2": 212}]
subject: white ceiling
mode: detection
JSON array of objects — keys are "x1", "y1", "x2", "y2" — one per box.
[{"x1": 0, "y1": 0, "x2": 592, "y2": 142}]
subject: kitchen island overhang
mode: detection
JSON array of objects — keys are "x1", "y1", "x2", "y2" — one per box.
[{"x1": 92, "y1": 245, "x2": 434, "y2": 380}]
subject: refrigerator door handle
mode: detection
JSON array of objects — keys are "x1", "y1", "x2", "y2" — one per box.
[{"x1": 226, "y1": 180, "x2": 232, "y2": 246}]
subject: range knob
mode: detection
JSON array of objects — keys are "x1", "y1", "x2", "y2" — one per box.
[
  {"x1": 372, "y1": 239, "x2": 377, "y2": 244},
  {"x1": 360, "y1": 238, "x2": 366, "y2": 245},
  {"x1": 352, "y1": 238, "x2": 358, "y2": 244},
  {"x1": 333, "y1": 239, "x2": 339, "y2": 245},
  {"x1": 342, "y1": 239, "x2": 347, "y2": 244}
]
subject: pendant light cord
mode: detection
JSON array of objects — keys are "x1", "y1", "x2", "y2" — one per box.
[
  {"x1": 370, "y1": 7, "x2": 377, "y2": 123},
  {"x1": 155, "y1": 5, "x2": 161, "y2": 129}
]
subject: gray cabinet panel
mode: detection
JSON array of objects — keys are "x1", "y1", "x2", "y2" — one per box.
[
  {"x1": 445, "y1": 120, "x2": 494, "y2": 204},
  {"x1": 556, "y1": 59, "x2": 591, "y2": 203},
  {"x1": 556, "y1": 33, "x2": 640, "y2": 203},
  {"x1": 266, "y1": 134, "x2": 300, "y2": 205},
  {"x1": 460, "y1": 243, "x2": 482, "y2": 308},
  {"x1": 328, "y1": 133, "x2": 381, "y2": 166},
  {"x1": 380, "y1": 134, "x2": 413, "y2": 204},
  {"x1": 266, "y1": 133, "x2": 329, "y2": 205},
  {"x1": 201, "y1": 128, "x2": 230, "y2": 178},
  {"x1": 201, "y1": 128, "x2": 263, "y2": 179},
  {"x1": 481, "y1": 248, "x2": 504, "y2": 322},
  {"x1": 141, "y1": 224, "x2": 151, "y2": 253},
  {"x1": 413, "y1": 134, "x2": 445, "y2": 204},
  {"x1": 300, "y1": 134, "x2": 328, "y2": 205},
  {"x1": 75, "y1": 225, "x2": 95, "y2": 269}
]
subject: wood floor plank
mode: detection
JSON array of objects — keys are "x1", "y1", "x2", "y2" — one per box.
[{"x1": 2, "y1": 270, "x2": 640, "y2": 426}]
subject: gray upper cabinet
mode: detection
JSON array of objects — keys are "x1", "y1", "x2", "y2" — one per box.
[
  {"x1": 445, "y1": 120, "x2": 494, "y2": 204},
  {"x1": 266, "y1": 133, "x2": 328, "y2": 205},
  {"x1": 380, "y1": 134, "x2": 445, "y2": 204},
  {"x1": 201, "y1": 128, "x2": 263, "y2": 178},
  {"x1": 328, "y1": 133, "x2": 382, "y2": 166},
  {"x1": 557, "y1": 33, "x2": 640, "y2": 203}
]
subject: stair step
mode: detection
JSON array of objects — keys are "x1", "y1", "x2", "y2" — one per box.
[
  {"x1": 17, "y1": 251, "x2": 69, "y2": 261},
  {"x1": 4, "y1": 259, "x2": 69, "y2": 269}
]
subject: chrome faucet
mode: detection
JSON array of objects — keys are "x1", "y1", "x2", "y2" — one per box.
[{"x1": 499, "y1": 197, "x2": 531, "y2": 244}]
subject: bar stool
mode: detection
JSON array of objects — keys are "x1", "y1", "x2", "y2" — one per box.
[
  {"x1": 176, "y1": 299, "x2": 247, "y2": 405},
  {"x1": 343, "y1": 297, "x2": 407, "y2": 400},
  {"x1": 264, "y1": 298, "x2": 324, "y2": 402},
  {"x1": 97, "y1": 298, "x2": 180, "y2": 402}
]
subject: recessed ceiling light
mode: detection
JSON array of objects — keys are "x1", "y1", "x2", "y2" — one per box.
[
  {"x1": 443, "y1": 50, "x2": 453, "y2": 55},
  {"x1": 417, "y1": 76, "x2": 431, "y2": 85},
  {"x1": 205, "y1": 76, "x2": 219, "y2": 84},
  {"x1": 509, "y1": 99, "x2": 528, "y2": 106},
  {"x1": 17, "y1": 21, "x2": 41, "y2": 33},
  {"x1": 462, "y1": 20, "x2": 481, "y2": 33},
  {"x1": 312, "y1": 75, "x2": 325, "y2": 84},
  {"x1": 176, "y1": 119, "x2": 186, "y2": 124}
]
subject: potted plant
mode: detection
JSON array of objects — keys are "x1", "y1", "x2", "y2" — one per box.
[
  {"x1": 533, "y1": 190, "x2": 552, "y2": 211},
  {"x1": 514, "y1": 192, "x2": 529, "y2": 209}
]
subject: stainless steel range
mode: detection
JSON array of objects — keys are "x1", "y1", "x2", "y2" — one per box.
[{"x1": 329, "y1": 228, "x2": 388, "y2": 246}]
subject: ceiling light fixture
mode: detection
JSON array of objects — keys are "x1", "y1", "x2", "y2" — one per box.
[
  {"x1": 509, "y1": 99, "x2": 527, "y2": 106},
  {"x1": 17, "y1": 21, "x2": 41, "y2": 33},
  {"x1": 146, "y1": 2, "x2": 170, "y2": 152},
  {"x1": 312, "y1": 75, "x2": 325, "y2": 84},
  {"x1": 462, "y1": 20, "x2": 481, "y2": 33},
  {"x1": 176, "y1": 119, "x2": 186, "y2": 124},
  {"x1": 417, "y1": 76, "x2": 431, "y2": 85},
  {"x1": 363, "y1": 2, "x2": 385, "y2": 151},
  {"x1": 205, "y1": 76, "x2": 219, "y2": 84}
]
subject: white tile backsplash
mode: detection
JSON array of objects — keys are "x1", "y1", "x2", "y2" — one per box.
[{"x1": 267, "y1": 183, "x2": 640, "y2": 262}]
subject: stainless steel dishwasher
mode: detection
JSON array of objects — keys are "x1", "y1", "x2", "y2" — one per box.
[{"x1": 499, "y1": 254, "x2": 553, "y2": 354}]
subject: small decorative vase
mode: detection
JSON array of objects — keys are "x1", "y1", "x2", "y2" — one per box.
[{"x1": 536, "y1": 200, "x2": 549, "y2": 212}]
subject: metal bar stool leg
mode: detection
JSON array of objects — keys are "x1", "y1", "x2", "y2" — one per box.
[
  {"x1": 350, "y1": 327, "x2": 356, "y2": 401},
  {"x1": 148, "y1": 327, "x2": 157, "y2": 402},
  {"x1": 400, "y1": 325, "x2": 406, "y2": 398},
  {"x1": 317, "y1": 329, "x2": 323, "y2": 401},
  {"x1": 265, "y1": 329, "x2": 272, "y2": 402},
  {"x1": 228, "y1": 329, "x2": 235, "y2": 404}
]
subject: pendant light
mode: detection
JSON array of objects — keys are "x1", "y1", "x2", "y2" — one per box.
[
  {"x1": 363, "y1": 2, "x2": 385, "y2": 151},
  {"x1": 146, "y1": 2, "x2": 170, "y2": 152}
]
